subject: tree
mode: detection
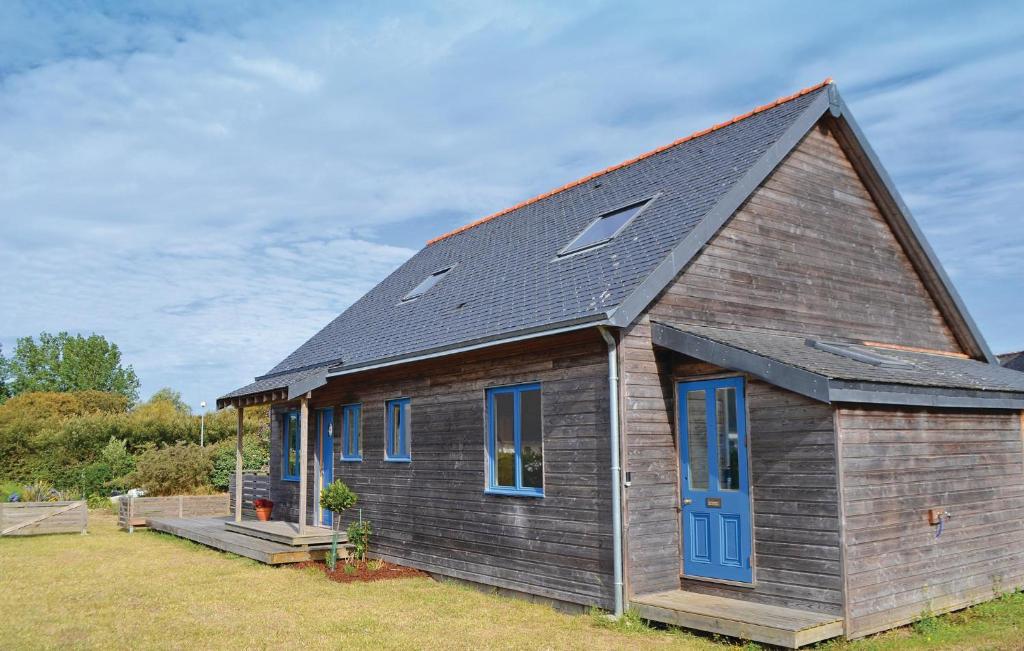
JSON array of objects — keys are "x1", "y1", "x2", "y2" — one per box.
[
  {"x1": 5, "y1": 332, "x2": 140, "y2": 404},
  {"x1": 148, "y1": 387, "x2": 191, "y2": 415},
  {"x1": 0, "y1": 344, "x2": 10, "y2": 403}
]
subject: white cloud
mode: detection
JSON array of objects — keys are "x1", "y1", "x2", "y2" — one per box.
[{"x1": 0, "y1": 1, "x2": 1021, "y2": 408}]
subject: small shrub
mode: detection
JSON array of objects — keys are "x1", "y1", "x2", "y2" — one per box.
[
  {"x1": 21, "y1": 480, "x2": 62, "y2": 502},
  {"x1": 319, "y1": 480, "x2": 357, "y2": 518},
  {"x1": 125, "y1": 442, "x2": 214, "y2": 495},
  {"x1": 367, "y1": 558, "x2": 384, "y2": 572},
  {"x1": 347, "y1": 520, "x2": 372, "y2": 561},
  {"x1": 342, "y1": 563, "x2": 357, "y2": 575}
]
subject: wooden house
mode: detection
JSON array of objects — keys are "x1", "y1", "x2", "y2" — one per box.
[
  {"x1": 999, "y1": 351, "x2": 1024, "y2": 372},
  {"x1": 217, "y1": 80, "x2": 1024, "y2": 647}
]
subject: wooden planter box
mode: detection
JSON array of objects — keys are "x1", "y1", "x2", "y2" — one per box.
[
  {"x1": 118, "y1": 494, "x2": 230, "y2": 532},
  {"x1": 0, "y1": 500, "x2": 88, "y2": 536}
]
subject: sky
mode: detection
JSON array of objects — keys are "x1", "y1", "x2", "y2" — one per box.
[{"x1": 0, "y1": 1, "x2": 1021, "y2": 411}]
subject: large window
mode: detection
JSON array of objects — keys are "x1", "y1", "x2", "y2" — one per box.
[
  {"x1": 341, "y1": 404, "x2": 362, "y2": 461},
  {"x1": 282, "y1": 410, "x2": 301, "y2": 481},
  {"x1": 385, "y1": 398, "x2": 411, "y2": 461},
  {"x1": 486, "y1": 383, "x2": 544, "y2": 496}
]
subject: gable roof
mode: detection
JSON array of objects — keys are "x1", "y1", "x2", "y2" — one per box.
[
  {"x1": 219, "y1": 80, "x2": 995, "y2": 406},
  {"x1": 653, "y1": 322, "x2": 1024, "y2": 410},
  {"x1": 1000, "y1": 351, "x2": 1024, "y2": 372}
]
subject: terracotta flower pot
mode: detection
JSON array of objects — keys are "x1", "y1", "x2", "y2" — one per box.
[{"x1": 253, "y1": 499, "x2": 274, "y2": 521}]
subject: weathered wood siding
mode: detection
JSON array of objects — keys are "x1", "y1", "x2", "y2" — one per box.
[
  {"x1": 229, "y1": 472, "x2": 271, "y2": 519},
  {"x1": 652, "y1": 122, "x2": 962, "y2": 353},
  {"x1": 620, "y1": 118, "x2": 966, "y2": 603},
  {"x1": 269, "y1": 330, "x2": 615, "y2": 608},
  {"x1": 836, "y1": 407, "x2": 1024, "y2": 638},
  {"x1": 625, "y1": 356, "x2": 844, "y2": 615}
]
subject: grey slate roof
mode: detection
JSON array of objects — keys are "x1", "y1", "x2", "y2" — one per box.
[
  {"x1": 236, "y1": 87, "x2": 827, "y2": 397},
  {"x1": 663, "y1": 324, "x2": 1024, "y2": 393},
  {"x1": 999, "y1": 351, "x2": 1024, "y2": 373},
  {"x1": 219, "y1": 365, "x2": 328, "y2": 401}
]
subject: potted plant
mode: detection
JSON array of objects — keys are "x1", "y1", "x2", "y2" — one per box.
[{"x1": 253, "y1": 498, "x2": 274, "y2": 521}]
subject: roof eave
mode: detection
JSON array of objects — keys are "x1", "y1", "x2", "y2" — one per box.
[{"x1": 651, "y1": 322, "x2": 1024, "y2": 410}]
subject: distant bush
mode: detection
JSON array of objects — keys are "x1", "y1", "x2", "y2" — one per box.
[
  {"x1": 208, "y1": 436, "x2": 269, "y2": 490},
  {"x1": 126, "y1": 443, "x2": 214, "y2": 496}
]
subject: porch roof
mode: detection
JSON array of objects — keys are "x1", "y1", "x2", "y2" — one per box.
[
  {"x1": 216, "y1": 364, "x2": 328, "y2": 409},
  {"x1": 652, "y1": 322, "x2": 1024, "y2": 410}
]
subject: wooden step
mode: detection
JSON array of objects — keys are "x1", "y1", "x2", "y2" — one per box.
[
  {"x1": 632, "y1": 590, "x2": 843, "y2": 649},
  {"x1": 224, "y1": 519, "x2": 341, "y2": 546}
]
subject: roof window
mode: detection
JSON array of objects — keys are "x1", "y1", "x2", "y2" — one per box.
[
  {"x1": 806, "y1": 340, "x2": 915, "y2": 369},
  {"x1": 402, "y1": 266, "x2": 454, "y2": 302},
  {"x1": 558, "y1": 199, "x2": 651, "y2": 256}
]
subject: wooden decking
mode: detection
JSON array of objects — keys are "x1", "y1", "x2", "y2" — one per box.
[
  {"x1": 632, "y1": 590, "x2": 843, "y2": 649},
  {"x1": 148, "y1": 516, "x2": 348, "y2": 565},
  {"x1": 224, "y1": 519, "x2": 336, "y2": 545}
]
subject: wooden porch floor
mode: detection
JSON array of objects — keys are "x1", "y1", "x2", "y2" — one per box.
[
  {"x1": 224, "y1": 519, "x2": 337, "y2": 546},
  {"x1": 148, "y1": 516, "x2": 348, "y2": 565},
  {"x1": 632, "y1": 590, "x2": 843, "y2": 649}
]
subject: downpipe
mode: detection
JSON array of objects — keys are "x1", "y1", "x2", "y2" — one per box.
[{"x1": 599, "y1": 326, "x2": 624, "y2": 618}]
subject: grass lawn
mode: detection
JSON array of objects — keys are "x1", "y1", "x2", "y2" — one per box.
[{"x1": 1, "y1": 512, "x2": 1022, "y2": 650}]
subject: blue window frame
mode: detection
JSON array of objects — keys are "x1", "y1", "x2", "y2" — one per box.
[
  {"x1": 385, "y1": 398, "x2": 411, "y2": 462},
  {"x1": 340, "y1": 404, "x2": 362, "y2": 461},
  {"x1": 486, "y1": 383, "x2": 544, "y2": 497},
  {"x1": 282, "y1": 410, "x2": 301, "y2": 481}
]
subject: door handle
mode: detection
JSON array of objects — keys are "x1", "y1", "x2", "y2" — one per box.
[{"x1": 683, "y1": 498, "x2": 693, "y2": 505}]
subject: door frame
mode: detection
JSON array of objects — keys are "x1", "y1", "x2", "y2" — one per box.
[
  {"x1": 675, "y1": 374, "x2": 756, "y2": 586},
  {"x1": 317, "y1": 407, "x2": 335, "y2": 527}
]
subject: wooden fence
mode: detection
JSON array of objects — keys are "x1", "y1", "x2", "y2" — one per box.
[
  {"x1": 118, "y1": 494, "x2": 229, "y2": 531},
  {"x1": 228, "y1": 472, "x2": 271, "y2": 520},
  {"x1": 1, "y1": 501, "x2": 88, "y2": 536}
]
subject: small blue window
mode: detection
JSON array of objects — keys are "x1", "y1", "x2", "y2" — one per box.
[
  {"x1": 559, "y1": 200, "x2": 650, "y2": 256},
  {"x1": 486, "y1": 383, "x2": 544, "y2": 497},
  {"x1": 385, "y1": 398, "x2": 411, "y2": 461},
  {"x1": 341, "y1": 404, "x2": 362, "y2": 461},
  {"x1": 282, "y1": 410, "x2": 301, "y2": 481}
]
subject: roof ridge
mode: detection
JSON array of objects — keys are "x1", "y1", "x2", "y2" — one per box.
[{"x1": 426, "y1": 77, "x2": 834, "y2": 246}]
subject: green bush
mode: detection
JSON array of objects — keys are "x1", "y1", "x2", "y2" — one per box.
[
  {"x1": 208, "y1": 436, "x2": 269, "y2": 490},
  {"x1": 347, "y1": 520, "x2": 372, "y2": 561},
  {"x1": 126, "y1": 443, "x2": 214, "y2": 496},
  {"x1": 0, "y1": 479, "x2": 21, "y2": 501}
]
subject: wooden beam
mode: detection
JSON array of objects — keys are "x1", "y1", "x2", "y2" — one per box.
[
  {"x1": 298, "y1": 395, "x2": 309, "y2": 535},
  {"x1": 235, "y1": 406, "x2": 244, "y2": 523}
]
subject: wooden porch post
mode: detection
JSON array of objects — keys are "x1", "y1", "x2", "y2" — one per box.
[
  {"x1": 299, "y1": 395, "x2": 310, "y2": 535},
  {"x1": 234, "y1": 405, "x2": 244, "y2": 523}
]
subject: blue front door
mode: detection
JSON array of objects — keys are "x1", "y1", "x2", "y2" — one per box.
[
  {"x1": 319, "y1": 408, "x2": 334, "y2": 527},
  {"x1": 678, "y1": 376, "x2": 752, "y2": 583}
]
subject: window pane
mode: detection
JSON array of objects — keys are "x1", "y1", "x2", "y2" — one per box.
[
  {"x1": 403, "y1": 266, "x2": 453, "y2": 301},
  {"x1": 686, "y1": 391, "x2": 708, "y2": 490},
  {"x1": 350, "y1": 408, "x2": 359, "y2": 457},
  {"x1": 494, "y1": 393, "x2": 515, "y2": 487},
  {"x1": 716, "y1": 387, "x2": 740, "y2": 491},
  {"x1": 286, "y1": 413, "x2": 299, "y2": 477},
  {"x1": 563, "y1": 203, "x2": 644, "y2": 253},
  {"x1": 519, "y1": 389, "x2": 543, "y2": 489},
  {"x1": 390, "y1": 403, "x2": 402, "y2": 456}
]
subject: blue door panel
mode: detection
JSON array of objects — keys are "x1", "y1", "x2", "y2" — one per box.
[
  {"x1": 678, "y1": 377, "x2": 752, "y2": 583},
  {"x1": 689, "y1": 512, "x2": 711, "y2": 564},
  {"x1": 319, "y1": 408, "x2": 334, "y2": 527}
]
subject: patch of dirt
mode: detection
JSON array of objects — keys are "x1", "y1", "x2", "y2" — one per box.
[{"x1": 293, "y1": 559, "x2": 429, "y2": 584}]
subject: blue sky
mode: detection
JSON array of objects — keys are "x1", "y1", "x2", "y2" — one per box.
[{"x1": 1, "y1": 1, "x2": 1021, "y2": 411}]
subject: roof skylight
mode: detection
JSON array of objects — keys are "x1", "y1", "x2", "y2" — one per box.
[
  {"x1": 558, "y1": 199, "x2": 651, "y2": 256},
  {"x1": 402, "y1": 265, "x2": 454, "y2": 302},
  {"x1": 807, "y1": 340, "x2": 915, "y2": 369}
]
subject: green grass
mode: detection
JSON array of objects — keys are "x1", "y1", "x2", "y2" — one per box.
[{"x1": 1, "y1": 513, "x2": 1022, "y2": 650}]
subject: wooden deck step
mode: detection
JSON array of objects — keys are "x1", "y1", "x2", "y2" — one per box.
[
  {"x1": 632, "y1": 590, "x2": 843, "y2": 649},
  {"x1": 224, "y1": 519, "x2": 340, "y2": 546},
  {"x1": 148, "y1": 517, "x2": 348, "y2": 565}
]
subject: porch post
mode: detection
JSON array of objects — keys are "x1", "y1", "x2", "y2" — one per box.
[
  {"x1": 299, "y1": 394, "x2": 310, "y2": 535},
  {"x1": 234, "y1": 405, "x2": 244, "y2": 523}
]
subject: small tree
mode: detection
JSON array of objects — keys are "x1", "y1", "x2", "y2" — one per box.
[{"x1": 319, "y1": 480, "x2": 357, "y2": 526}]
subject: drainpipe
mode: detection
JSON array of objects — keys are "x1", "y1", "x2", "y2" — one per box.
[{"x1": 599, "y1": 326, "x2": 624, "y2": 618}]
